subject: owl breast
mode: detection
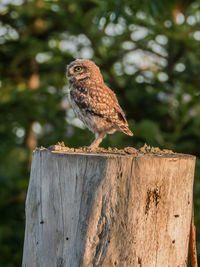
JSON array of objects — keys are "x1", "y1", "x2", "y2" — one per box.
[
  {"x1": 69, "y1": 92, "x2": 95, "y2": 133},
  {"x1": 68, "y1": 84, "x2": 116, "y2": 134}
]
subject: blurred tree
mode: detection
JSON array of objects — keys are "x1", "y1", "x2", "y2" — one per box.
[{"x1": 0, "y1": 0, "x2": 199, "y2": 265}]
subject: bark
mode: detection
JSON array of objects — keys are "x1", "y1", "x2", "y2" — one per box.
[{"x1": 190, "y1": 210, "x2": 198, "y2": 267}]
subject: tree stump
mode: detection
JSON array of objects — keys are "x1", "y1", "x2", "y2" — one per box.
[{"x1": 22, "y1": 147, "x2": 196, "y2": 267}]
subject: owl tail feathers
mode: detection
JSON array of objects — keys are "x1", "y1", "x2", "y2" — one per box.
[{"x1": 121, "y1": 126, "x2": 134, "y2": 136}]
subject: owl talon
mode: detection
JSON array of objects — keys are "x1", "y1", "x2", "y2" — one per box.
[
  {"x1": 78, "y1": 146, "x2": 87, "y2": 149},
  {"x1": 78, "y1": 146, "x2": 91, "y2": 152}
]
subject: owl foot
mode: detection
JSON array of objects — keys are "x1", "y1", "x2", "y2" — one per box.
[
  {"x1": 89, "y1": 133, "x2": 105, "y2": 150},
  {"x1": 77, "y1": 146, "x2": 92, "y2": 152}
]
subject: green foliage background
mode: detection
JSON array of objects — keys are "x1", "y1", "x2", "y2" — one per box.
[{"x1": 0, "y1": 0, "x2": 200, "y2": 265}]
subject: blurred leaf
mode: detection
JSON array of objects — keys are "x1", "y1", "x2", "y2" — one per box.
[{"x1": 134, "y1": 119, "x2": 164, "y2": 145}]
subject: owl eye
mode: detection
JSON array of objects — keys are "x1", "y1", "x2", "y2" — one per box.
[{"x1": 74, "y1": 66, "x2": 83, "y2": 72}]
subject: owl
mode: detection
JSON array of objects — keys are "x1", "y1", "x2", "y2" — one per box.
[{"x1": 66, "y1": 59, "x2": 133, "y2": 149}]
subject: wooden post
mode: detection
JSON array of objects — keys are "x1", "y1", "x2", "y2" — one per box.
[{"x1": 22, "y1": 147, "x2": 196, "y2": 267}]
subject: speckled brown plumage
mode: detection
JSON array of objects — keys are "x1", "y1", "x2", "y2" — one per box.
[{"x1": 66, "y1": 59, "x2": 133, "y2": 149}]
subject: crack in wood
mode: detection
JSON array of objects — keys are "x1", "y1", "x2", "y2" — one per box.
[
  {"x1": 145, "y1": 186, "x2": 161, "y2": 215},
  {"x1": 138, "y1": 257, "x2": 142, "y2": 266}
]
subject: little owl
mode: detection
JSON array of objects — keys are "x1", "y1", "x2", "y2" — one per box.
[{"x1": 66, "y1": 59, "x2": 133, "y2": 149}]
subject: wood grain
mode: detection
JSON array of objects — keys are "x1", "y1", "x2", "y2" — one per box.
[{"x1": 22, "y1": 149, "x2": 196, "y2": 267}]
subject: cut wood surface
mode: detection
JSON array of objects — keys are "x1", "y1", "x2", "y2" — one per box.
[{"x1": 22, "y1": 146, "x2": 196, "y2": 267}]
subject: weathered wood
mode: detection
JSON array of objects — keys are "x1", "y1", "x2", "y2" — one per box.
[
  {"x1": 22, "y1": 148, "x2": 196, "y2": 267},
  {"x1": 190, "y1": 210, "x2": 198, "y2": 267}
]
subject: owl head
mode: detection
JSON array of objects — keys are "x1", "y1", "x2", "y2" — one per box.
[{"x1": 66, "y1": 59, "x2": 103, "y2": 83}]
